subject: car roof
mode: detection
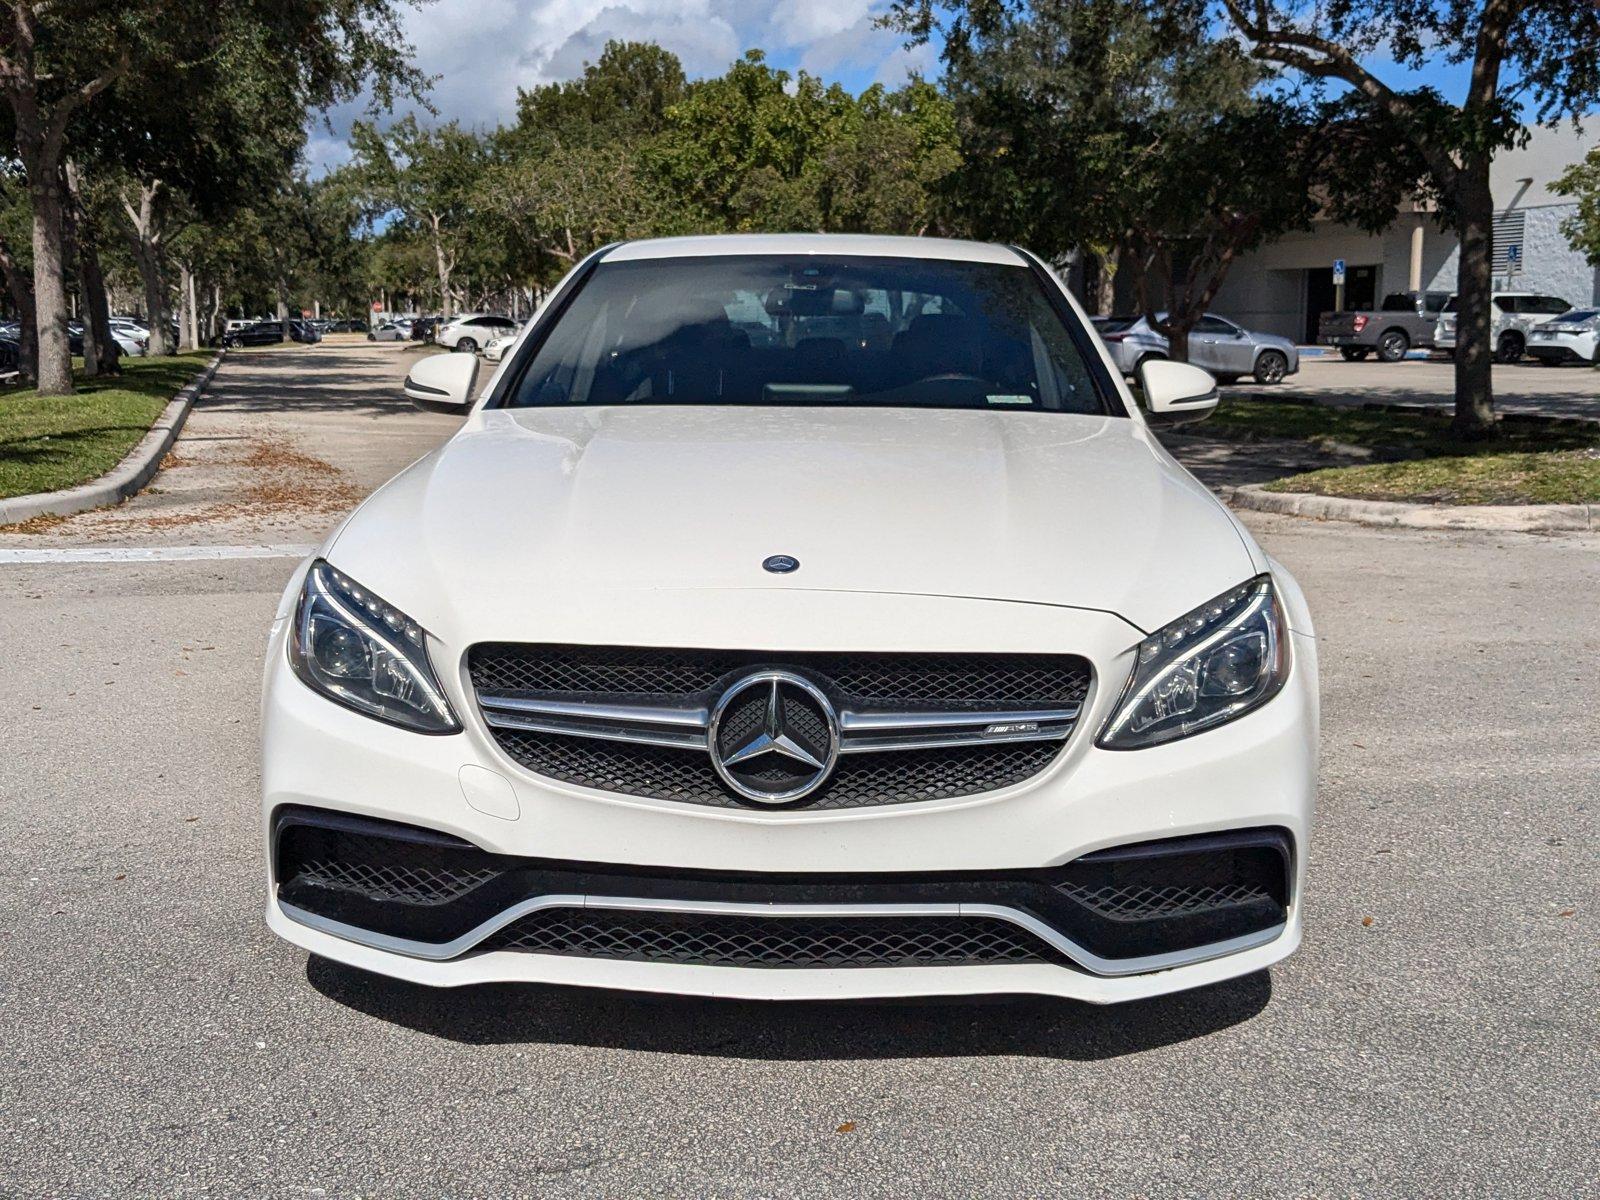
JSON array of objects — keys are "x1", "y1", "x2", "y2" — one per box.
[{"x1": 604, "y1": 233, "x2": 1028, "y2": 266}]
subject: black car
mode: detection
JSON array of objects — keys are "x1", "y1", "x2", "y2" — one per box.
[
  {"x1": 223, "y1": 320, "x2": 286, "y2": 348},
  {"x1": 409, "y1": 316, "x2": 442, "y2": 342},
  {"x1": 326, "y1": 318, "x2": 369, "y2": 333},
  {"x1": 288, "y1": 319, "x2": 322, "y2": 344}
]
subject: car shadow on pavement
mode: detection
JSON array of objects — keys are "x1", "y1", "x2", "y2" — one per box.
[{"x1": 304, "y1": 955, "x2": 1271, "y2": 1061}]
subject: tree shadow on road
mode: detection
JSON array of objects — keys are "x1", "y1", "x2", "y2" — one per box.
[{"x1": 305, "y1": 954, "x2": 1271, "y2": 1062}]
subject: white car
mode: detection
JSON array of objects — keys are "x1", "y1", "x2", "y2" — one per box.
[
  {"x1": 367, "y1": 320, "x2": 411, "y2": 343},
  {"x1": 436, "y1": 313, "x2": 519, "y2": 353},
  {"x1": 481, "y1": 326, "x2": 524, "y2": 362},
  {"x1": 1433, "y1": 292, "x2": 1573, "y2": 362},
  {"x1": 1526, "y1": 308, "x2": 1599, "y2": 366},
  {"x1": 263, "y1": 234, "x2": 1318, "y2": 1005}
]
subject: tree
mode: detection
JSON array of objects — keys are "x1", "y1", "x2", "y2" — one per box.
[
  {"x1": 348, "y1": 117, "x2": 486, "y2": 318},
  {"x1": 1554, "y1": 146, "x2": 1600, "y2": 266},
  {"x1": 656, "y1": 51, "x2": 960, "y2": 235},
  {"x1": 890, "y1": 2, "x2": 1350, "y2": 359},
  {"x1": 0, "y1": 0, "x2": 423, "y2": 392},
  {"x1": 1213, "y1": 0, "x2": 1600, "y2": 434}
]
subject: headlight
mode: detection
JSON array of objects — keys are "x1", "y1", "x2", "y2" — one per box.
[
  {"x1": 1098, "y1": 575, "x2": 1288, "y2": 750},
  {"x1": 288, "y1": 560, "x2": 460, "y2": 733}
]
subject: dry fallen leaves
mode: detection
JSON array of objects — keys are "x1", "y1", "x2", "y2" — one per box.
[
  {"x1": 1361, "y1": 916, "x2": 1375, "y2": 927},
  {"x1": 835, "y1": 1122, "x2": 856, "y2": 1134}
]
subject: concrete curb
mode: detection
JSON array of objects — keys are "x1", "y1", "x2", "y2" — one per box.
[
  {"x1": 0, "y1": 352, "x2": 225, "y2": 527},
  {"x1": 1222, "y1": 483, "x2": 1596, "y2": 532}
]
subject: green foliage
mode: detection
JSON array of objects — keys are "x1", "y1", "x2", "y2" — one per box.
[
  {"x1": 1554, "y1": 146, "x2": 1600, "y2": 266},
  {"x1": 657, "y1": 51, "x2": 960, "y2": 234}
]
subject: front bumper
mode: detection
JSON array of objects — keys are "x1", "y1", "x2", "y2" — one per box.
[
  {"x1": 1528, "y1": 334, "x2": 1596, "y2": 363},
  {"x1": 262, "y1": 589, "x2": 1318, "y2": 1002}
]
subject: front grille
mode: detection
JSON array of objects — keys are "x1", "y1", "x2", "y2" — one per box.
[
  {"x1": 492, "y1": 728, "x2": 1063, "y2": 810},
  {"x1": 287, "y1": 830, "x2": 496, "y2": 906},
  {"x1": 1057, "y1": 877, "x2": 1276, "y2": 920},
  {"x1": 468, "y1": 644, "x2": 1091, "y2": 809},
  {"x1": 468, "y1": 644, "x2": 1090, "y2": 711},
  {"x1": 477, "y1": 907, "x2": 1064, "y2": 968}
]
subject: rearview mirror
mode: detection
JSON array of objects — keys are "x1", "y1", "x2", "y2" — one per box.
[
  {"x1": 1137, "y1": 360, "x2": 1218, "y2": 426},
  {"x1": 404, "y1": 352, "x2": 479, "y2": 414}
]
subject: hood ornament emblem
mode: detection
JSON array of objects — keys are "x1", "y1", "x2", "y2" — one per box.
[
  {"x1": 762, "y1": 554, "x2": 800, "y2": 574},
  {"x1": 708, "y1": 671, "x2": 839, "y2": 804}
]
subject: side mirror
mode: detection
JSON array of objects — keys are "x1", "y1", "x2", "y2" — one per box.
[
  {"x1": 404, "y1": 351, "x2": 479, "y2": 414},
  {"x1": 1137, "y1": 359, "x2": 1218, "y2": 426}
]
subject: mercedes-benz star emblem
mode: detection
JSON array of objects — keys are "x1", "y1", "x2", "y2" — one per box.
[
  {"x1": 762, "y1": 554, "x2": 800, "y2": 574},
  {"x1": 708, "y1": 670, "x2": 839, "y2": 804}
]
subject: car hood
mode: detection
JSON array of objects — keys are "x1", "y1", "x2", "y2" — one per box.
[{"x1": 329, "y1": 406, "x2": 1261, "y2": 635}]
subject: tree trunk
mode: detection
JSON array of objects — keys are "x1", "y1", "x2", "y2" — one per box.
[
  {"x1": 185, "y1": 266, "x2": 199, "y2": 349},
  {"x1": 27, "y1": 170, "x2": 74, "y2": 393},
  {"x1": 1451, "y1": 157, "x2": 1496, "y2": 437},
  {"x1": 67, "y1": 162, "x2": 121, "y2": 379},
  {"x1": 0, "y1": 233, "x2": 37, "y2": 381},
  {"x1": 133, "y1": 241, "x2": 172, "y2": 356},
  {"x1": 207, "y1": 283, "x2": 223, "y2": 344},
  {"x1": 123, "y1": 181, "x2": 174, "y2": 355},
  {"x1": 177, "y1": 262, "x2": 196, "y2": 351},
  {"x1": 430, "y1": 212, "x2": 455, "y2": 319},
  {"x1": 61, "y1": 194, "x2": 100, "y2": 376},
  {"x1": 1094, "y1": 248, "x2": 1118, "y2": 315},
  {"x1": 82, "y1": 244, "x2": 120, "y2": 377}
]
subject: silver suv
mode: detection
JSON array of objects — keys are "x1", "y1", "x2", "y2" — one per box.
[{"x1": 1433, "y1": 293, "x2": 1574, "y2": 363}]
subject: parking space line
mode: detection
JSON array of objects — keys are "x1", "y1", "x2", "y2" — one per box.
[{"x1": 0, "y1": 544, "x2": 316, "y2": 564}]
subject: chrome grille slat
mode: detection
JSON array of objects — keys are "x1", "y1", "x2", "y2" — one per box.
[{"x1": 467, "y1": 645, "x2": 1092, "y2": 809}]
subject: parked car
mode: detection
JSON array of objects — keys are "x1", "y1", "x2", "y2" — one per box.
[
  {"x1": 1092, "y1": 313, "x2": 1298, "y2": 384},
  {"x1": 1526, "y1": 307, "x2": 1600, "y2": 366},
  {"x1": 107, "y1": 325, "x2": 148, "y2": 357},
  {"x1": 327, "y1": 318, "x2": 369, "y2": 334},
  {"x1": 367, "y1": 320, "x2": 411, "y2": 343},
  {"x1": 223, "y1": 320, "x2": 286, "y2": 348},
  {"x1": 1317, "y1": 290, "x2": 1450, "y2": 362},
  {"x1": 435, "y1": 313, "x2": 518, "y2": 353},
  {"x1": 481, "y1": 326, "x2": 524, "y2": 362},
  {"x1": 1433, "y1": 292, "x2": 1575, "y2": 362},
  {"x1": 0, "y1": 332, "x2": 18, "y2": 372},
  {"x1": 287, "y1": 319, "x2": 322, "y2": 344},
  {"x1": 263, "y1": 233, "x2": 1318, "y2": 1007},
  {"x1": 409, "y1": 315, "x2": 442, "y2": 343}
]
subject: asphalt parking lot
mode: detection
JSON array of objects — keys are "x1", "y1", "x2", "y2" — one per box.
[
  {"x1": 1232, "y1": 350, "x2": 1600, "y2": 422},
  {"x1": 1, "y1": 344, "x2": 1596, "y2": 1197}
]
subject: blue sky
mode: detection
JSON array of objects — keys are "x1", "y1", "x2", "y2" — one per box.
[{"x1": 307, "y1": 1, "x2": 1546, "y2": 173}]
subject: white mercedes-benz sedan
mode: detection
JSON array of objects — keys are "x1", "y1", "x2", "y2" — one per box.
[{"x1": 262, "y1": 234, "x2": 1318, "y2": 1004}]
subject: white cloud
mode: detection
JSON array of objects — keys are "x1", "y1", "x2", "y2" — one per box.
[{"x1": 306, "y1": 0, "x2": 929, "y2": 172}]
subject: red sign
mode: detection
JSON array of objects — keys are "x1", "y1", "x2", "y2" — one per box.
[{"x1": 371, "y1": 300, "x2": 382, "y2": 311}]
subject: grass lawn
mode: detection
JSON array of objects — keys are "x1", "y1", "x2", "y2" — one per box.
[
  {"x1": 1263, "y1": 449, "x2": 1600, "y2": 505},
  {"x1": 0, "y1": 353, "x2": 209, "y2": 501},
  {"x1": 1205, "y1": 397, "x2": 1600, "y2": 505}
]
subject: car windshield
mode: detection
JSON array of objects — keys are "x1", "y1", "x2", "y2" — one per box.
[
  {"x1": 1380, "y1": 293, "x2": 1416, "y2": 312},
  {"x1": 500, "y1": 255, "x2": 1111, "y2": 415}
]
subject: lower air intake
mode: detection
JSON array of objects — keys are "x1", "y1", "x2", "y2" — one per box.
[{"x1": 477, "y1": 908, "x2": 1067, "y2": 969}]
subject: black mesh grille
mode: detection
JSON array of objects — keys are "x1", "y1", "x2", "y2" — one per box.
[
  {"x1": 286, "y1": 831, "x2": 496, "y2": 906},
  {"x1": 469, "y1": 644, "x2": 1089, "y2": 809},
  {"x1": 468, "y1": 644, "x2": 1090, "y2": 711},
  {"x1": 1056, "y1": 866, "x2": 1280, "y2": 920},
  {"x1": 478, "y1": 907, "x2": 1064, "y2": 968},
  {"x1": 492, "y1": 728, "x2": 1062, "y2": 810}
]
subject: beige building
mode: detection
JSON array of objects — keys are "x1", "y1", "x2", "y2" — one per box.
[{"x1": 1206, "y1": 123, "x2": 1598, "y2": 343}]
